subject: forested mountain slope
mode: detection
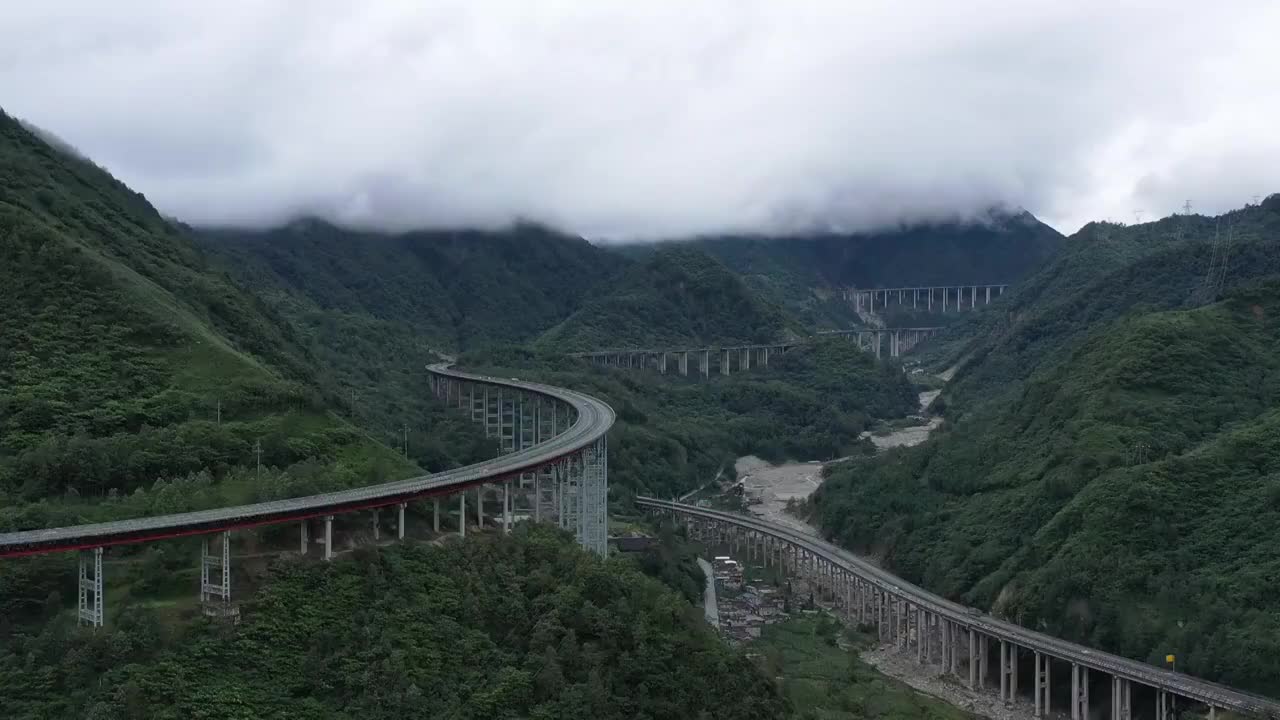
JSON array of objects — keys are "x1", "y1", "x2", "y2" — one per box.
[
  {"x1": 812, "y1": 197, "x2": 1280, "y2": 694},
  {"x1": 620, "y1": 211, "x2": 1063, "y2": 328},
  {"x1": 465, "y1": 339, "x2": 917, "y2": 501},
  {"x1": 0, "y1": 110, "x2": 493, "y2": 624},
  {"x1": 537, "y1": 245, "x2": 800, "y2": 350},
  {"x1": 197, "y1": 221, "x2": 625, "y2": 351},
  {"x1": 0, "y1": 526, "x2": 787, "y2": 719},
  {"x1": 0, "y1": 110, "x2": 429, "y2": 507}
]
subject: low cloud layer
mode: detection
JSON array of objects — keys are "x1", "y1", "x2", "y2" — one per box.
[{"x1": 2, "y1": 2, "x2": 1277, "y2": 239}]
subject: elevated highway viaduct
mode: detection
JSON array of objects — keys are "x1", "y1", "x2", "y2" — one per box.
[
  {"x1": 570, "y1": 327, "x2": 942, "y2": 377},
  {"x1": 638, "y1": 498, "x2": 1280, "y2": 720},
  {"x1": 0, "y1": 365, "x2": 614, "y2": 626}
]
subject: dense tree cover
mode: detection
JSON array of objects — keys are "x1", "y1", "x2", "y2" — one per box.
[
  {"x1": 537, "y1": 245, "x2": 803, "y2": 350},
  {"x1": 617, "y1": 210, "x2": 1062, "y2": 328},
  {"x1": 0, "y1": 110, "x2": 490, "y2": 507},
  {"x1": 0, "y1": 526, "x2": 787, "y2": 719},
  {"x1": 751, "y1": 616, "x2": 973, "y2": 720},
  {"x1": 463, "y1": 338, "x2": 918, "y2": 502},
  {"x1": 813, "y1": 200, "x2": 1280, "y2": 694},
  {"x1": 0, "y1": 109, "x2": 499, "y2": 632},
  {"x1": 926, "y1": 198, "x2": 1280, "y2": 410},
  {"x1": 197, "y1": 220, "x2": 626, "y2": 352}
]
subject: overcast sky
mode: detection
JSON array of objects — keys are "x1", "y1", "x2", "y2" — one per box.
[{"x1": 2, "y1": 2, "x2": 1277, "y2": 239}]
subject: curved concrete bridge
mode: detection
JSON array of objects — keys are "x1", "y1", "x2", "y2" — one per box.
[
  {"x1": 0, "y1": 365, "x2": 614, "y2": 626},
  {"x1": 638, "y1": 498, "x2": 1280, "y2": 720}
]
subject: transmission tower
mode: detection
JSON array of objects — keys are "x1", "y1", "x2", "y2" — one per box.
[{"x1": 1192, "y1": 217, "x2": 1234, "y2": 305}]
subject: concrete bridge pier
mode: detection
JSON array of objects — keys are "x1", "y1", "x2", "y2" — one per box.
[
  {"x1": 1112, "y1": 676, "x2": 1133, "y2": 720},
  {"x1": 1071, "y1": 663, "x2": 1089, "y2": 720},
  {"x1": 1034, "y1": 651, "x2": 1051, "y2": 717},
  {"x1": 700, "y1": 350, "x2": 710, "y2": 378},
  {"x1": 458, "y1": 494, "x2": 466, "y2": 538},
  {"x1": 199, "y1": 531, "x2": 231, "y2": 608},
  {"x1": 324, "y1": 515, "x2": 334, "y2": 560},
  {"x1": 78, "y1": 547, "x2": 104, "y2": 628},
  {"x1": 371, "y1": 510, "x2": 380, "y2": 541},
  {"x1": 678, "y1": 352, "x2": 689, "y2": 376},
  {"x1": 720, "y1": 349, "x2": 730, "y2": 376},
  {"x1": 433, "y1": 498, "x2": 440, "y2": 532},
  {"x1": 299, "y1": 519, "x2": 309, "y2": 555}
]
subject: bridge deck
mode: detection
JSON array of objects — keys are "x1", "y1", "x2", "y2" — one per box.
[
  {"x1": 0, "y1": 365, "x2": 615, "y2": 558},
  {"x1": 638, "y1": 498, "x2": 1280, "y2": 719}
]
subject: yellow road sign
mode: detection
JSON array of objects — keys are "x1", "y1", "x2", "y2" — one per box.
[{"x1": 1166, "y1": 654, "x2": 1176, "y2": 663}]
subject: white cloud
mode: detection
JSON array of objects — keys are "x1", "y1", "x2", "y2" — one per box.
[{"x1": 1, "y1": 1, "x2": 1277, "y2": 238}]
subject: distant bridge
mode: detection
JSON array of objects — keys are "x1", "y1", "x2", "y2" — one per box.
[
  {"x1": 0, "y1": 365, "x2": 614, "y2": 627},
  {"x1": 843, "y1": 284, "x2": 1009, "y2": 313},
  {"x1": 570, "y1": 328, "x2": 943, "y2": 377},
  {"x1": 640, "y1": 498, "x2": 1280, "y2": 720}
]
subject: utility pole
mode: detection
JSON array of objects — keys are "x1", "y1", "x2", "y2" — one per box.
[
  {"x1": 403, "y1": 424, "x2": 409, "y2": 457},
  {"x1": 255, "y1": 440, "x2": 262, "y2": 480},
  {"x1": 216, "y1": 399, "x2": 221, "y2": 426}
]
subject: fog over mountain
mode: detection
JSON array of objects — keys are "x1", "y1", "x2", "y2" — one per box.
[{"x1": 2, "y1": 1, "x2": 1277, "y2": 239}]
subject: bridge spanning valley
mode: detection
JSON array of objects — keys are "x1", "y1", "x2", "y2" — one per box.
[
  {"x1": 641, "y1": 499, "x2": 1280, "y2": 720},
  {"x1": 0, "y1": 365, "x2": 614, "y2": 625},
  {"x1": 844, "y1": 284, "x2": 1009, "y2": 313},
  {"x1": 4, "y1": 358, "x2": 1278, "y2": 719},
  {"x1": 570, "y1": 327, "x2": 943, "y2": 376}
]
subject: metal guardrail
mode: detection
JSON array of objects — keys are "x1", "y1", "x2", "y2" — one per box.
[
  {"x1": 637, "y1": 498, "x2": 1280, "y2": 718},
  {"x1": 0, "y1": 365, "x2": 615, "y2": 558}
]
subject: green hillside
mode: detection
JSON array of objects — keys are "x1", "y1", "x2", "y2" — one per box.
[
  {"x1": 812, "y1": 198, "x2": 1280, "y2": 694},
  {"x1": 463, "y1": 338, "x2": 918, "y2": 501},
  {"x1": 0, "y1": 526, "x2": 787, "y2": 719},
  {"x1": 0, "y1": 111, "x2": 496, "y2": 620},
  {"x1": 620, "y1": 211, "x2": 1063, "y2": 329},
  {"x1": 538, "y1": 245, "x2": 800, "y2": 350}
]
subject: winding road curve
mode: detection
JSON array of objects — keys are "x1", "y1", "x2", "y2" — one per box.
[
  {"x1": 0, "y1": 364, "x2": 615, "y2": 558},
  {"x1": 637, "y1": 498, "x2": 1280, "y2": 719}
]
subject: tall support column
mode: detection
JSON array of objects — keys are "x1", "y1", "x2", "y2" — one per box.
[
  {"x1": 371, "y1": 509, "x2": 380, "y2": 541},
  {"x1": 78, "y1": 547, "x2": 104, "y2": 628},
  {"x1": 679, "y1": 352, "x2": 689, "y2": 376},
  {"x1": 928, "y1": 288, "x2": 934, "y2": 311},
  {"x1": 943, "y1": 287, "x2": 949, "y2": 312},
  {"x1": 969, "y1": 629, "x2": 978, "y2": 688},
  {"x1": 324, "y1": 515, "x2": 334, "y2": 560},
  {"x1": 941, "y1": 618, "x2": 950, "y2": 674},
  {"x1": 1011, "y1": 644, "x2": 1019, "y2": 702},
  {"x1": 398, "y1": 503, "x2": 406, "y2": 539},
  {"x1": 979, "y1": 635, "x2": 988, "y2": 689},
  {"x1": 951, "y1": 623, "x2": 960, "y2": 675},
  {"x1": 742, "y1": 348, "x2": 751, "y2": 370},
  {"x1": 200, "y1": 531, "x2": 232, "y2": 607},
  {"x1": 1072, "y1": 664, "x2": 1090, "y2": 720},
  {"x1": 477, "y1": 485, "x2": 485, "y2": 527},
  {"x1": 916, "y1": 607, "x2": 925, "y2": 663},
  {"x1": 701, "y1": 350, "x2": 710, "y2": 378},
  {"x1": 1000, "y1": 640, "x2": 1009, "y2": 702},
  {"x1": 503, "y1": 480, "x2": 512, "y2": 533},
  {"x1": 433, "y1": 498, "x2": 440, "y2": 532},
  {"x1": 459, "y1": 493, "x2": 467, "y2": 538},
  {"x1": 986, "y1": 286, "x2": 992, "y2": 304},
  {"x1": 1035, "y1": 652, "x2": 1044, "y2": 717},
  {"x1": 721, "y1": 349, "x2": 730, "y2": 376},
  {"x1": 300, "y1": 520, "x2": 309, "y2": 555}
]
